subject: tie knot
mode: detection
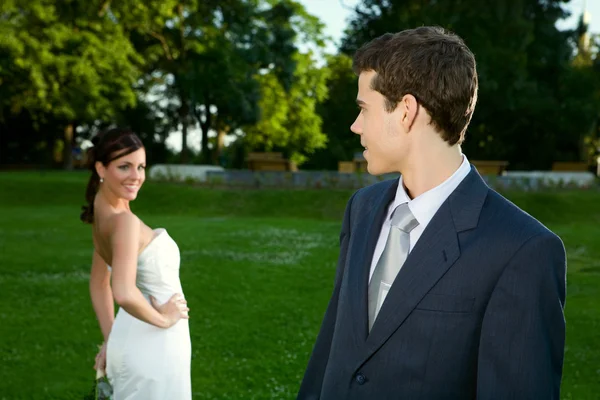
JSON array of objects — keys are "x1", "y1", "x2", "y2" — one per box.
[{"x1": 390, "y1": 203, "x2": 419, "y2": 233}]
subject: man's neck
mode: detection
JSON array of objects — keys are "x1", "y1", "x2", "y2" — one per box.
[{"x1": 401, "y1": 145, "x2": 464, "y2": 199}]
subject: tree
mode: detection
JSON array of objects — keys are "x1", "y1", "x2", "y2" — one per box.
[
  {"x1": 106, "y1": 0, "x2": 327, "y2": 165},
  {"x1": 303, "y1": 53, "x2": 360, "y2": 170},
  {"x1": 571, "y1": 12, "x2": 600, "y2": 166},
  {"x1": 337, "y1": 0, "x2": 600, "y2": 170},
  {"x1": 243, "y1": 51, "x2": 329, "y2": 164},
  {"x1": 0, "y1": 0, "x2": 333, "y2": 168},
  {"x1": 0, "y1": 0, "x2": 142, "y2": 168},
  {"x1": 101, "y1": 0, "x2": 198, "y2": 163}
]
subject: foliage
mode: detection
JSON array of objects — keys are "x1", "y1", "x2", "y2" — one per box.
[
  {"x1": 304, "y1": 53, "x2": 361, "y2": 170},
  {"x1": 0, "y1": 1, "x2": 141, "y2": 121},
  {"x1": 244, "y1": 51, "x2": 330, "y2": 164},
  {"x1": 1, "y1": 0, "x2": 599, "y2": 171},
  {"x1": 0, "y1": 0, "x2": 143, "y2": 168},
  {"x1": 333, "y1": 0, "x2": 600, "y2": 170}
]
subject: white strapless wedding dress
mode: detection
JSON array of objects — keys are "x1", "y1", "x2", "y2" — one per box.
[{"x1": 106, "y1": 228, "x2": 191, "y2": 399}]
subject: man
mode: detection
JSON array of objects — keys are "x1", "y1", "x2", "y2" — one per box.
[{"x1": 298, "y1": 26, "x2": 566, "y2": 399}]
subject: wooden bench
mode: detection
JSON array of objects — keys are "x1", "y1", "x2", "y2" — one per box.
[
  {"x1": 340, "y1": 159, "x2": 511, "y2": 175},
  {"x1": 471, "y1": 160, "x2": 509, "y2": 176},
  {"x1": 246, "y1": 152, "x2": 297, "y2": 172},
  {"x1": 551, "y1": 162, "x2": 589, "y2": 172},
  {"x1": 354, "y1": 158, "x2": 368, "y2": 172},
  {"x1": 338, "y1": 153, "x2": 369, "y2": 173},
  {"x1": 338, "y1": 161, "x2": 355, "y2": 173}
]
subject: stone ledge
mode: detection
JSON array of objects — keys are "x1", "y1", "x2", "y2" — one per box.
[
  {"x1": 149, "y1": 164, "x2": 225, "y2": 182},
  {"x1": 149, "y1": 166, "x2": 599, "y2": 191}
]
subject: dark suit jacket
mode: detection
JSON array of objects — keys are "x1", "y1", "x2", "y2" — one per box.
[{"x1": 298, "y1": 167, "x2": 566, "y2": 400}]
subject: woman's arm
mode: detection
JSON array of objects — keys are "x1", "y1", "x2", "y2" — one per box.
[
  {"x1": 90, "y1": 250, "x2": 114, "y2": 341},
  {"x1": 109, "y1": 213, "x2": 187, "y2": 329}
]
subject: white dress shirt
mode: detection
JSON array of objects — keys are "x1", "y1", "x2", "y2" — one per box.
[{"x1": 369, "y1": 155, "x2": 472, "y2": 282}]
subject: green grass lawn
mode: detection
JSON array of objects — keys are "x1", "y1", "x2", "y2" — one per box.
[{"x1": 0, "y1": 171, "x2": 598, "y2": 399}]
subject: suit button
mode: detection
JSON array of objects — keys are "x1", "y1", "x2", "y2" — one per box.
[{"x1": 355, "y1": 373, "x2": 366, "y2": 385}]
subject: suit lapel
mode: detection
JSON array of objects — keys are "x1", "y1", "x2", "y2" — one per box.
[
  {"x1": 359, "y1": 166, "x2": 489, "y2": 363},
  {"x1": 363, "y1": 201, "x2": 460, "y2": 358},
  {"x1": 346, "y1": 180, "x2": 398, "y2": 345}
]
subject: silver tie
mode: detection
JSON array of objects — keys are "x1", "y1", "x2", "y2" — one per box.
[{"x1": 368, "y1": 203, "x2": 419, "y2": 331}]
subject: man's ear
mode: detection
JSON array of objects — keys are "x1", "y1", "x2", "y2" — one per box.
[{"x1": 399, "y1": 94, "x2": 419, "y2": 131}]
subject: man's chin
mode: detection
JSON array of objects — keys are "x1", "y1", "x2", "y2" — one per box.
[{"x1": 366, "y1": 164, "x2": 392, "y2": 176}]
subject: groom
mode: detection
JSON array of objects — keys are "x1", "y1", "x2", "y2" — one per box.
[{"x1": 298, "y1": 26, "x2": 567, "y2": 399}]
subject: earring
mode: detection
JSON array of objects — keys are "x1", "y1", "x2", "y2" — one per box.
[{"x1": 100, "y1": 178, "x2": 104, "y2": 183}]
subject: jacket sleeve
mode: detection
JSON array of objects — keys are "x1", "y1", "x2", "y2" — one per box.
[
  {"x1": 477, "y1": 232, "x2": 567, "y2": 399},
  {"x1": 297, "y1": 191, "x2": 358, "y2": 400}
]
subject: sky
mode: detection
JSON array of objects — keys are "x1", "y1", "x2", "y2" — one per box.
[
  {"x1": 165, "y1": 0, "x2": 600, "y2": 153},
  {"x1": 557, "y1": 0, "x2": 600, "y2": 32}
]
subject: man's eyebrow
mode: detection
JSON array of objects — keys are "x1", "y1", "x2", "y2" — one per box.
[{"x1": 356, "y1": 99, "x2": 367, "y2": 106}]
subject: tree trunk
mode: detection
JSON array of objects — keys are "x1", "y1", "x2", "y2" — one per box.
[
  {"x1": 180, "y1": 119, "x2": 189, "y2": 164},
  {"x1": 177, "y1": 2, "x2": 189, "y2": 165},
  {"x1": 200, "y1": 101, "x2": 212, "y2": 164},
  {"x1": 62, "y1": 123, "x2": 74, "y2": 170},
  {"x1": 179, "y1": 97, "x2": 190, "y2": 164},
  {"x1": 200, "y1": 128, "x2": 209, "y2": 164}
]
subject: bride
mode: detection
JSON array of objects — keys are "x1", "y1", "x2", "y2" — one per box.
[{"x1": 82, "y1": 128, "x2": 191, "y2": 399}]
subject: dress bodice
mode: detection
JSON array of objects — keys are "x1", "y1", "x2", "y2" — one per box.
[{"x1": 108, "y1": 228, "x2": 184, "y2": 303}]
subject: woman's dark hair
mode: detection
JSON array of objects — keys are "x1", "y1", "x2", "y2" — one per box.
[{"x1": 80, "y1": 128, "x2": 144, "y2": 224}]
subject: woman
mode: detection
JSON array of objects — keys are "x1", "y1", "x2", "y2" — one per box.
[{"x1": 82, "y1": 128, "x2": 191, "y2": 399}]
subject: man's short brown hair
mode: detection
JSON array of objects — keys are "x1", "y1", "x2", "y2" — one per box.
[{"x1": 353, "y1": 26, "x2": 478, "y2": 145}]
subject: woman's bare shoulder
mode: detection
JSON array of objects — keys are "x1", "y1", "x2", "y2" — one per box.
[
  {"x1": 107, "y1": 211, "x2": 141, "y2": 236},
  {"x1": 93, "y1": 211, "x2": 140, "y2": 241}
]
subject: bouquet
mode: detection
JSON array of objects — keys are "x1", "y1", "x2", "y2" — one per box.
[
  {"x1": 84, "y1": 343, "x2": 113, "y2": 400},
  {"x1": 95, "y1": 367, "x2": 113, "y2": 400}
]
